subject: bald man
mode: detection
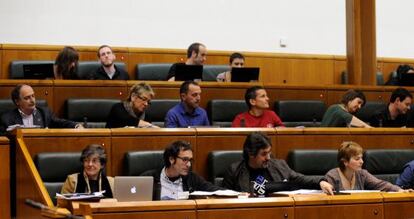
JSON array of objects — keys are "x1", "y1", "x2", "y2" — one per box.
[{"x1": 0, "y1": 84, "x2": 82, "y2": 135}]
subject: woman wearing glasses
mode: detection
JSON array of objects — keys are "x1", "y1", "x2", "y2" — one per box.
[
  {"x1": 322, "y1": 141, "x2": 407, "y2": 195},
  {"x1": 61, "y1": 144, "x2": 114, "y2": 197},
  {"x1": 106, "y1": 82, "x2": 158, "y2": 128}
]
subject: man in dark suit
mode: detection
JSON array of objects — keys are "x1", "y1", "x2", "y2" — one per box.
[{"x1": 0, "y1": 84, "x2": 82, "y2": 135}]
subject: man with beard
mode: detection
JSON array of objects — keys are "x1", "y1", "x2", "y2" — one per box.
[
  {"x1": 92, "y1": 45, "x2": 129, "y2": 80},
  {"x1": 164, "y1": 81, "x2": 210, "y2": 127},
  {"x1": 0, "y1": 84, "x2": 82, "y2": 135},
  {"x1": 370, "y1": 88, "x2": 413, "y2": 127},
  {"x1": 167, "y1": 42, "x2": 207, "y2": 81},
  {"x1": 142, "y1": 140, "x2": 222, "y2": 200},
  {"x1": 222, "y1": 132, "x2": 333, "y2": 196}
]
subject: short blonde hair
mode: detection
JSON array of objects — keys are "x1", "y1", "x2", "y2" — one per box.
[
  {"x1": 127, "y1": 82, "x2": 155, "y2": 101},
  {"x1": 337, "y1": 141, "x2": 363, "y2": 171}
]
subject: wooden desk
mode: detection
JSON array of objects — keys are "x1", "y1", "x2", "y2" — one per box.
[
  {"x1": 195, "y1": 197, "x2": 294, "y2": 219},
  {"x1": 382, "y1": 192, "x2": 414, "y2": 219},
  {"x1": 0, "y1": 137, "x2": 10, "y2": 219},
  {"x1": 293, "y1": 193, "x2": 384, "y2": 219},
  {"x1": 72, "y1": 200, "x2": 196, "y2": 219}
]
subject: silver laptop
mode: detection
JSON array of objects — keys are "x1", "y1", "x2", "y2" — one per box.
[{"x1": 114, "y1": 176, "x2": 154, "y2": 201}]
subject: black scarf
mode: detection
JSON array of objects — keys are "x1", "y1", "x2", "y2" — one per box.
[{"x1": 75, "y1": 169, "x2": 113, "y2": 198}]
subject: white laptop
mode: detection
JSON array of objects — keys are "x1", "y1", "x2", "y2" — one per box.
[{"x1": 114, "y1": 176, "x2": 154, "y2": 201}]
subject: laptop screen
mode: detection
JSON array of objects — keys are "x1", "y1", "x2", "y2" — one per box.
[
  {"x1": 23, "y1": 63, "x2": 54, "y2": 79},
  {"x1": 174, "y1": 64, "x2": 203, "y2": 81},
  {"x1": 399, "y1": 73, "x2": 414, "y2": 86},
  {"x1": 231, "y1": 67, "x2": 260, "y2": 82},
  {"x1": 114, "y1": 176, "x2": 154, "y2": 201}
]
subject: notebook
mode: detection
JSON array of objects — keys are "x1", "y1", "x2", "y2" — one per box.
[
  {"x1": 114, "y1": 176, "x2": 153, "y2": 201},
  {"x1": 231, "y1": 67, "x2": 260, "y2": 82},
  {"x1": 174, "y1": 64, "x2": 203, "y2": 81},
  {"x1": 23, "y1": 63, "x2": 54, "y2": 79}
]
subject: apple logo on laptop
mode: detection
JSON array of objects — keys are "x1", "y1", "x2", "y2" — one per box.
[{"x1": 130, "y1": 186, "x2": 137, "y2": 194}]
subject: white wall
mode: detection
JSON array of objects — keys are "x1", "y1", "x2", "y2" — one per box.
[{"x1": 0, "y1": 0, "x2": 411, "y2": 58}]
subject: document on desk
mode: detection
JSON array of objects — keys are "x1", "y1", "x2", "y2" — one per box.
[
  {"x1": 190, "y1": 190, "x2": 241, "y2": 197},
  {"x1": 273, "y1": 189, "x2": 324, "y2": 195},
  {"x1": 56, "y1": 191, "x2": 105, "y2": 200},
  {"x1": 339, "y1": 190, "x2": 380, "y2": 193}
]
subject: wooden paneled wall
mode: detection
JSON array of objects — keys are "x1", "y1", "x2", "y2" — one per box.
[{"x1": 2, "y1": 44, "x2": 414, "y2": 85}]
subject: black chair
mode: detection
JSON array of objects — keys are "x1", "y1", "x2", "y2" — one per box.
[
  {"x1": 0, "y1": 99, "x2": 48, "y2": 116},
  {"x1": 145, "y1": 99, "x2": 180, "y2": 127},
  {"x1": 77, "y1": 61, "x2": 126, "y2": 79},
  {"x1": 65, "y1": 98, "x2": 121, "y2": 128},
  {"x1": 274, "y1": 100, "x2": 326, "y2": 127},
  {"x1": 287, "y1": 149, "x2": 338, "y2": 177},
  {"x1": 9, "y1": 60, "x2": 54, "y2": 79},
  {"x1": 136, "y1": 63, "x2": 173, "y2": 80},
  {"x1": 207, "y1": 150, "x2": 243, "y2": 186},
  {"x1": 202, "y1": 65, "x2": 229, "y2": 81},
  {"x1": 34, "y1": 152, "x2": 82, "y2": 205},
  {"x1": 207, "y1": 100, "x2": 247, "y2": 127},
  {"x1": 363, "y1": 149, "x2": 414, "y2": 183},
  {"x1": 355, "y1": 101, "x2": 387, "y2": 124},
  {"x1": 124, "y1": 151, "x2": 164, "y2": 176}
]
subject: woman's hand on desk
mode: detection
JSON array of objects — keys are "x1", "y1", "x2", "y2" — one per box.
[{"x1": 320, "y1": 181, "x2": 334, "y2": 195}]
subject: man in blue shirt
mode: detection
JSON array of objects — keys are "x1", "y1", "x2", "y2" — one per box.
[{"x1": 164, "y1": 81, "x2": 210, "y2": 127}]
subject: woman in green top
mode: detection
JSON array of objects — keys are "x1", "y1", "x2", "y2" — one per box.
[{"x1": 321, "y1": 89, "x2": 371, "y2": 128}]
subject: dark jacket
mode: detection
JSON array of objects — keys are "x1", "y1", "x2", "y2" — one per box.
[
  {"x1": 142, "y1": 167, "x2": 222, "y2": 200},
  {"x1": 0, "y1": 106, "x2": 77, "y2": 135},
  {"x1": 92, "y1": 65, "x2": 129, "y2": 80},
  {"x1": 222, "y1": 159, "x2": 322, "y2": 192}
]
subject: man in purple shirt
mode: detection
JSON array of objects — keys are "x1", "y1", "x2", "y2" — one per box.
[{"x1": 164, "y1": 81, "x2": 210, "y2": 128}]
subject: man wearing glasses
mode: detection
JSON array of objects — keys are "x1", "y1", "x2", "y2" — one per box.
[
  {"x1": 91, "y1": 45, "x2": 129, "y2": 80},
  {"x1": 143, "y1": 140, "x2": 222, "y2": 200},
  {"x1": 105, "y1": 82, "x2": 158, "y2": 128},
  {"x1": 164, "y1": 81, "x2": 210, "y2": 127}
]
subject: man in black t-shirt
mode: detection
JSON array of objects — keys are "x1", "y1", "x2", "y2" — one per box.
[
  {"x1": 370, "y1": 88, "x2": 413, "y2": 127},
  {"x1": 92, "y1": 45, "x2": 129, "y2": 80},
  {"x1": 167, "y1": 42, "x2": 207, "y2": 81}
]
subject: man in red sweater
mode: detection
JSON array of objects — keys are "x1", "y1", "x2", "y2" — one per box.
[{"x1": 232, "y1": 86, "x2": 284, "y2": 128}]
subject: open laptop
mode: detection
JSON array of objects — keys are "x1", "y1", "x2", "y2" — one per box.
[
  {"x1": 231, "y1": 67, "x2": 260, "y2": 82},
  {"x1": 114, "y1": 176, "x2": 153, "y2": 201},
  {"x1": 174, "y1": 64, "x2": 203, "y2": 81},
  {"x1": 399, "y1": 73, "x2": 414, "y2": 86},
  {"x1": 23, "y1": 63, "x2": 54, "y2": 79}
]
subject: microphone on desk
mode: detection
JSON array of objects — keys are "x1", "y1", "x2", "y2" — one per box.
[{"x1": 25, "y1": 199, "x2": 85, "y2": 219}]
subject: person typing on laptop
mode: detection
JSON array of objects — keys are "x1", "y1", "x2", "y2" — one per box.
[
  {"x1": 142, "y1": 140, "x2": 222, "y2": 200},
  {"x1": 61, "y1": 144, "x2": 114, "y2": 198},
  {"x1": 217, "y1": 52, "x2": 245, "y2": 82},
  {"x1": 167, "y1": 42, "x2": 207, "y2": 81}
]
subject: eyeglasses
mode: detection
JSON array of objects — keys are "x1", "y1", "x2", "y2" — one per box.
[
  {"x1": 83, "y1": 158, "x2": 101, "y2": 164},
  {"x1": 177, "y1": 156, "x2": 194, "y2": 164}
]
